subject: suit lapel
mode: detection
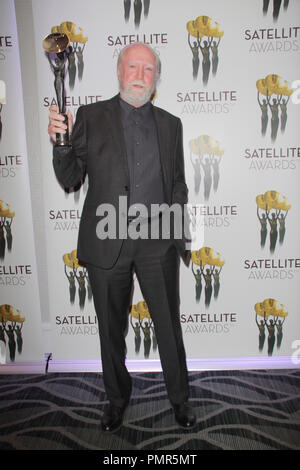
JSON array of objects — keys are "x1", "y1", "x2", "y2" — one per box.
[{"x1": 104, "y1": 94, "x2": 130, "y2": 185}]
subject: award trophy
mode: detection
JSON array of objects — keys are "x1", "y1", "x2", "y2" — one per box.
[{"x1": 43, "y1": 33, "x2": 70, "y2": 146}]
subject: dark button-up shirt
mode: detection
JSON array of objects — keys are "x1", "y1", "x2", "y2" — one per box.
[{"x1": 119, "y1": 97, "x2": 165, "y2": 214}]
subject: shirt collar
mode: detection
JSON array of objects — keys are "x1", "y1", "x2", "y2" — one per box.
[{"x1": 119, "y1": 95, "x2": 152, "y2": 117}]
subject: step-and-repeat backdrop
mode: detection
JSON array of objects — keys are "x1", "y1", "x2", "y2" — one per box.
[
  {"x1": 0, "y1": 0, "x2": 43, "y2": 364},
  {"x1": 1, "y1": 0, "x2": 300, "y2": 367}
]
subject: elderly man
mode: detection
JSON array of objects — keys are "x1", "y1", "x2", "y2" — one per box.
[{"x1": 48, "y1": 43, "x2": 195, "y2": 432}]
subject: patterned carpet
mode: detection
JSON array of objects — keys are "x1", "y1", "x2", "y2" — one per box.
[{"x1": 0, "y1": 368, "x2": 300, "y2": 451}]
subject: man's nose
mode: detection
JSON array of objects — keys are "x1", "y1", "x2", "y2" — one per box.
[{"x1": 137, "y1": 65, "x2": 144, "y2": 80}]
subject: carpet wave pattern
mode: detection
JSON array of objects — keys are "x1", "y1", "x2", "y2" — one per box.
[{"x1": 0, "y1": 368, "x2": 300, "y2": 450}]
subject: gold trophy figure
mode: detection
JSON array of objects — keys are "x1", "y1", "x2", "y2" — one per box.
[{"x1": 43, "y1": 33, "x2": 71, "y2": 146}]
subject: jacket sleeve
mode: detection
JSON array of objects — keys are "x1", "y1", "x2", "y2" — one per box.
[
  {"x1": 172, "y1": 118, "x2": 188, "y2": 206},
  {"x1": 52, "y1": 106, "x2": 87, "y2": 189},
  {"x1": 172, "y1": 118, "x2": 191, "y2": 258}
]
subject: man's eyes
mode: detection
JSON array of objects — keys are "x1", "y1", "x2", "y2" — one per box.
[{"x1": 127, "y1": 64, "x2": 154, "y2": 72}]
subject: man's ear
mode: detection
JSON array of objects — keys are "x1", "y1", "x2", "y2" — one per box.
[{"x1": 117, "y1": 65, "x2": 121, "y2": 82}]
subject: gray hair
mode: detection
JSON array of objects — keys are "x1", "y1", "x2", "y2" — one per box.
[{"x1": 117, "y1": 42, "x2": 161, "y2": 84}]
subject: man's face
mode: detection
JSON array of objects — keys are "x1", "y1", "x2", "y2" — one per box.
[{"x1": 118, "y1": 44, "x2": 156, "y2": 107}]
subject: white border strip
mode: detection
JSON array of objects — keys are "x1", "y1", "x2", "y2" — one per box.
[{"x1": 0, "y1": 356, "x2": 299, "y2": 374}]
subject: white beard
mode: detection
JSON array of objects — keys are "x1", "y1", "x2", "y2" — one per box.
[{"x1": 119, "y1": 79, "x2": 154, "y2": 107}]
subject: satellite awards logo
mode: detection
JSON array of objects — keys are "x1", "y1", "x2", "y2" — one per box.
[
  {"x1": 191, "y1": 247, "x2": 225, "y2": 307},
  {"x1": 186, "y1": 15, "x2": 224, "y2": 85},
  {"x1": 63, "y1": 249, "x2": 92, "y2": 310},
  {"x1": 0, "y1": 304, "x2": 25, "y2": 363},
  {"x1": 254, "y1": 298, "x2": 288, "y2": 356},
  {"x1": 130, "y1": 300, "x2": 156, "y2": 358},
  {"x1": 256, "y1": 190, "x2": 291, "y2": 252},
  {"x1": 50, "y1": 21, "x2": 88, "y2": 90},
  {"x1": 256, "y1": 74, "x2": 293, "y2": 141},
  {"x1": 0, "y1": 200, "x2": 15, "y2": 260},
  {"x1": 189, "y1": 135, "x2": 223, "y2": 199}
]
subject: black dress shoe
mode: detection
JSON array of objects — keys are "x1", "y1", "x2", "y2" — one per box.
[
  {"x1": 101, "y1": 403, "x2": 126, "y2": 432},
  {"x1": 173, "y1": 402, "x2": 196, "y2": 429}
]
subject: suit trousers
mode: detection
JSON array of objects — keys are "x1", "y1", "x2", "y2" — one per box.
[{"x1": 87, "y1": 234, "x2": 189, "y2": 408}]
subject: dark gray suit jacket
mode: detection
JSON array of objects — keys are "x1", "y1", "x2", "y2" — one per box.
[{"x1": 53, "y1": 94, "x2": 189, "y2": 268}]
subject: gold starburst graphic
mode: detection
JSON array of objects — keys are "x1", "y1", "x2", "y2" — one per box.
[
  {"x1": 0, "y1": 304, "x2": 25, "y2": 362},
  {"x1": 130, "y1": 301, "x2": 156, "y2": 358},
  {"x1": 256, "y1": 190, "x2": 291, "y2": 252},
  {"x1": 191, "y1": 247, "x2": 225, "y2": 307},
  {"x1": 187, "y1": 15, "x2": 224, "y2": 84},
  {"x1": 0, "y1": 200, "x2": 15, "y2": 260},
  {"x1": 189, "y1": 135, "x2": 224, "y2": 198},
  {"x1": 256, "y1": 74, "x2": 292, "y2": 140},
  {"x1": 62, "y1": 250, "x2": 92, "y2": 309},
  {"x1": 254, "y1": 298, "x2": 288, "y2": 355}
]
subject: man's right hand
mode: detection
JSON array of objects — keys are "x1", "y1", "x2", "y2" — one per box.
[{"x1": 48, "y1": 105, "x2": 73, "y2": 143}]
